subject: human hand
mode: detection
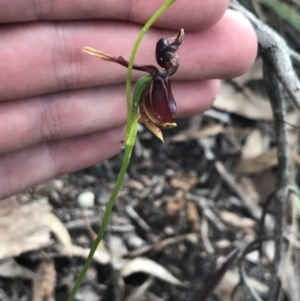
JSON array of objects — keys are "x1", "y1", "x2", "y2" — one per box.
[{"x1": 0, "y1": 0, "x2": 257, "y2": 199}]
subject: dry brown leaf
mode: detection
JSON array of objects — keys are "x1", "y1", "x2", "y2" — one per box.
[
  {"x1": 166, "y1": 194, "x2": 185, "y2": 217},
  {"x1": 242, "y1": 129, "x2": 264, "y2": 159},
  {"x1": 129, "y1": 234, "x2": 198, "y2": 257},
  {"x1": 0, "y1": 203, "x2": 52, "y2": 259},
  {"x1": 293, "y1": 153, "x2": 300, "y2": 166},
  {"x1": 127, "y1": 179, "x2": 144, "y2": 191},
  {"x1": 235, "y1": 147, "x2": 278, "y2": 174},
  {"x1": 216, "y1": 268, "x2": 268, "y2": 301},
  {"x1": 280, "y1": 246, "x2": 300, "y2": 301},
  {"x1": 32, "y1": 259, "x2": 56, "y2": 301},
  {"x1": 43, "y1": 212, "x2": 73, "y2": 257},
  {"x1": 186, "y1": 202, "x2": 201, "y2": 232},
  {"x1": 125, "y1": 285, "x2": 165, "y2": 301},
  {"x1": 124, "y1": 276, "x2": 155, "y2": 301},
  {"x1": 0, "y1": 258, "x2": 40, "y2": 280},
  {"x1": 171, "y1": 125, "x2": 252, "y2": 142},
  {"x1": 170, "y1": 174, "x2": 197, "y2": 191},
  {"x1": 214, "y1": 81, "x2": 272, "y2": 120},
  {"x1": 171, "y1": 124, "x2": 224, "y2": 142},
  {"x1": 248, "y1": 171, "x2": 276, "y2": 208},
  {"x1": 219, "y1": 211, "x2": 255, "y2": 239},
  {"x1": 121, "y1": 257, "x2": 185, "y2": 287},
  {"x1": 70, "y1": 244, "x2": 111, "y2": 265},
  {"x1": 239, "y1": 177, "x2": 260, "y2": 204}
]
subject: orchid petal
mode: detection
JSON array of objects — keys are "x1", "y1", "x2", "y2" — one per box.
[
  {"x1": 165, "y1": 79, "x2": 177, "y2": 115},
  {"x1": 82, "y1": 47, "x2": 158, "y2": 75},
  {"x1": 139, "y1": 97, "x2": 164, "y2": 142},
  {"x1": 149, "y1": 77, "x2": 176, "y2": 127}
]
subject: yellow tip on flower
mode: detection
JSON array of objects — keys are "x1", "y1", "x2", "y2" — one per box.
[
  {"x1": 143, "y1": 119, "x2": 164, "y2": 142},
  {"x1": 163, "y1": 122, "x2": 177, "y2": 129}
]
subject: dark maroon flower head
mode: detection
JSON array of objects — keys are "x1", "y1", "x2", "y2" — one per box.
[
  {"x1": 82, "y1": 29, "x2": 184, "y2": 141},
  {"x1": 156, "y1": 29, "x2": 184, "y2": 76}
]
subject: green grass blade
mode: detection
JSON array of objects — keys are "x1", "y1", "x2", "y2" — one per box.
[{"x1": 258, "y1": 0, "x2": 300, "y2": 32}]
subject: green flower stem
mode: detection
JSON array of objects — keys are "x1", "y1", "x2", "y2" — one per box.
[
  {"x1": 67, "y1": 1, "x2": 176, "y2": 300},
  {"x1": 67, "y1": 140, "x2": 134, "y2": 301}
]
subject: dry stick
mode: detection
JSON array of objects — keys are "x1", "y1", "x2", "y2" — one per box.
[
  {"x1": 214, "y1": 161, "x2": 262, "y2": 221},
  {"x1": 263, "y1": 59, "x2": 289, "y2": 301},
  {"x1": 190, "y1": 249, "x2": 240, "y2": 301},
  {"x1": 238, "y1": 236, "x2": 272, "y2": 301},
  {"x1": 230, "y1": 0, "x2": 300, "y2": 111},
  {"x1": 230, "y1": 2, "x2": 296, "y2": 300},
  {"x1": 231, "y1": 237, "x2": 271, "y2": 301},
  {"x1": 278, "y1": 189, "x2": 299, "y2": 301},
  {"x1": 290, "y1": 49, "x2": 300, "y2": 67},
  {"x1": 257, "y1": 190, "x2": 275, "y2": 256},
  {"x1": 124, "y1": 276, "x2": 155, "y2": 301}
]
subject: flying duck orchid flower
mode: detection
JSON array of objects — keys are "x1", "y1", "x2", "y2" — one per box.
[{"x1": 82, "y1": 29, "x2": 184, "y2": 141}]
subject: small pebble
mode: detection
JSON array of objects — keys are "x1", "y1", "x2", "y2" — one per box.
[
  {"x1": 165, "y1": 168, "x2": 175, "y2": 178},
  {"x1": 124, "y1": 233, "x2": 145, "y2": 249},
  {"x1": 76, "y1": 235, "x2": 90, "y2": 246},
  {"x1": 164, "y1": 226, "x2": 176, "y2": 236},
  {"x1": 246, "y1": 250, "x2": 259, "y2": 263},
  {"x1": 53, "y1": 179, "x2": 64, "y2": 191},
  {"x1": 77, "y1": 191, "x2": 95, "y2": 208},
  {"x1": 216, "y1": 239, "x2": 231, "y2": 248}
]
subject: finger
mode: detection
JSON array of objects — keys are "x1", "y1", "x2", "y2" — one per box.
[
  {"x1": 0, "y1": 80, "x2": 219, "y2": 155},
  {"x1": 0, "y1": 126, "x2": 125, "y2": 200},
  {"x1": 0, "y1": 0, "x2": 228, "y2": 31},
  {"x1": 183, "y1": 9, "x2": 258, "y2": 80},
  {"x1": 0, "y1": 10, "x2": 256, "y2": 101}
]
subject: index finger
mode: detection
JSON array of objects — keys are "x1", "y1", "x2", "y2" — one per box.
[{"x1": 0, "y1": 0, "x2": 228, "y2": 30}]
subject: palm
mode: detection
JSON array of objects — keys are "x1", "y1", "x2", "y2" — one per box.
[{"x1": 0, "y1": 0, "x2": 257, "y2": 199}]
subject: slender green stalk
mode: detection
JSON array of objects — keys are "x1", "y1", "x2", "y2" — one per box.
[
  {"x1": 67, "y1": 141, "x2": 134, "y2": 301},
  {"x1": 67, "y1": 1, "x2": 176, "y2": 301}
]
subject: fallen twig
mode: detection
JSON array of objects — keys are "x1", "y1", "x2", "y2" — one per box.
[
  {"x1": 230, "y1": 0, "x2": 300, "y2": 111},
  {"x1": 230, "y1": 2, "x2": 295, "y2": 300},
  {"x1": 263, "y1": 59, "x2": 289, "y2": 301},
  {"x1": 236, "y1": 236, "x2": 272, "y2": 301}
]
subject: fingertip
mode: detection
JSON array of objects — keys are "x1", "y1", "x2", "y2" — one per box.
[
  {"x1": 222, "y1": 9, "x2": 258, "y2": 78},
  {"x1": 176, "y1": 9, "x2": 258, "y2": 80},
  {"x1": 132, "y1": 0, "x2": 229, "y2": 30},
  {"x1": 174, "y1": 80, "x2": 220, "y2": 117}
]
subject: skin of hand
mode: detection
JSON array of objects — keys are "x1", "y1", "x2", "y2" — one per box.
[{"x1": 0, "y1": 0, "x2": 257, "y2": 199}]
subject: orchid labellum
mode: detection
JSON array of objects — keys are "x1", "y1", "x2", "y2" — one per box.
[{"x1": 83, "y1": 29, "x2": 184, "y2": 141}]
